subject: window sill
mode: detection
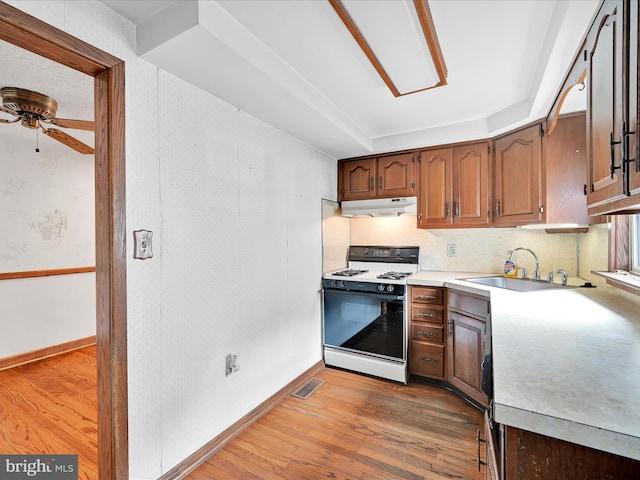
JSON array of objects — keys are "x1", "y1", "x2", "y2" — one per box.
[{"x1": 592, "y1": 271, "x2": 640, "y2": 297}]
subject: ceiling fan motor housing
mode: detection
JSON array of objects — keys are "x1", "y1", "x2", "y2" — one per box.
[{"x1": 0, "y1": 86, "x2": 58, "y2": 120}]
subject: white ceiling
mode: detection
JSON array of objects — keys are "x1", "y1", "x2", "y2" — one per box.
[{"x1": 1, "y1": 1, "x2": 599, "y2": 159}]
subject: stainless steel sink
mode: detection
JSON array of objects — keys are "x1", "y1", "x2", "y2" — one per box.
[{"x1": 460, "y1": 276, "x2": 576, "y2": 292}]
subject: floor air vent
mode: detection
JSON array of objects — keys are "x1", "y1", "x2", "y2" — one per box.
[{"x1": 291, "y1": 378, "x2": 324, "y2": 400}]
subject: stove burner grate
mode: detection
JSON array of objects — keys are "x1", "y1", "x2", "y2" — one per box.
[
  {"x1": 377, "y1": 271, "x2": 412, "y2": 280},
  {"x1": 332, "y1": 269, "x2": 368, "y2": 277}
]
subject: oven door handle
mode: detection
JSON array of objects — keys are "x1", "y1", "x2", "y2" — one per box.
[{"x1": 323, "y1": 289, "x2": 405, "y2": 302}]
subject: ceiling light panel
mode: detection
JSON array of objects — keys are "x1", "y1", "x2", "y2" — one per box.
[{"x1": 334, "y1": 0, "x2": 446, "y2": 96}]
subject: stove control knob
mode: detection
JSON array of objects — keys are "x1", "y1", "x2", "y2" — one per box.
[
  {"x1": 377, "y1": 284, "x2": 385, "y2": 292},
  {"x1": 386, "y1": 285, "x2": 394, "y2": 292},
  {"x1": 330, "y1": 280, "x2": 337, "y2": 288},
  {"x1": 337, "y1": 281, "x2": 345, "y2": 288}
]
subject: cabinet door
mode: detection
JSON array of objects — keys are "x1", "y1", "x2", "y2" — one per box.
[
  {"x1": 628, "y1": 0, "x2": 640, "y2": 194},
  {"x1": 586, "y1": 0, "x2": 625, "y2": 205},
  {"x1": 453, "y1": 142, "x2": 490, "y2": 226},
  {"x1": 503, "y1": 425, "x2": 640, "y2": 479},
  {"x1": 485, "y1": 411, "x2": 499, "y2": 480},
  {"x1": 448, "y1": 311, "x2": 488, "y2": 406},
  {"x1": 545, "y1": 114, "x2": 591, "y2": 225},
  {"x1": 377, "y1": 152, "x2": 416, "y2": 198},
  {"x1": 493, "y1": 124, "x2": 543, "y2": 226},
  {"x1": 341, "y1": 159, "x2": 376, "y2": 200},
  {"x1": 418, "y1": 148, "x2": 452, "y2": 227}
]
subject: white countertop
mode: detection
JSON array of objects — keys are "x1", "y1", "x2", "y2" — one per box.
[{"x1": 408, "y1": 271, "x2": 640, "y2": 461}]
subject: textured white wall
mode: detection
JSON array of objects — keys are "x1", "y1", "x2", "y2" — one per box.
[
  {"x1": 157, "y1": 71, "x2": 335, "y2": 469},
  {"x1": 0, "y1": 273, "x2": 96, "y2": 357},
  {"x1": 7, "y1": 1, "x2": 336, "y2": 478},
  {"x1": 0, "y1": 124, "x2": 95, "y2": 358}
]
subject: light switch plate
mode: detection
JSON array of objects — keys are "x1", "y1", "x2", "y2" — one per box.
[{"x1": 133, "y1": 230, "x2": 153, "y2": 259}]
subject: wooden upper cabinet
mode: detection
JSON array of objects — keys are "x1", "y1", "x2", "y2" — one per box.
[
  {"x1": 586, "y1": 0, "x2": 625, "y2": 207},
  {"x1": 545, "y1": 113, "x2": 593, "y2": 226},
  {"x1": 418, "y1": 148, "x2": 451, "y2": 227},
  {"x1": 493, "y1": 124, "x2": 543, "y2": 226},
  {"x1": 377, "y1": 152, "x2": 416, "y2": 197},
  {"x1": 627, "y1": 0, "x2": 640, "y2": 195},
  {"x1": 341, "y1": 158, "x2": 376, "y2": 200},
  {"x1": 452, "y1": 142, "x2": 490, "y2": 226},
  {"x1": 418, "y1": 142, "x2": 490, "y2": 228},
  {"x1": 339, "y1": 153, "x2": 415, "y2": 201}
]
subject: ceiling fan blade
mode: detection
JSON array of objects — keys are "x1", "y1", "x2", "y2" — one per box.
[
  {"x1": 42, "y1": 128, "x2": 95, "y2": 155},
  {"x1": 50, "y1": 118, "x2": 95, "y2": 131}
]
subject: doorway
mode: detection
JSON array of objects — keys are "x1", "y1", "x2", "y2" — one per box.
[{"x1": 0, "y1": 4, "x2": 128, "y2": 479}]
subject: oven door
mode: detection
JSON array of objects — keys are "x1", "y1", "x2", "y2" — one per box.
[{"x1": 322, "y1": 289, "x2": 406, "y2": 361}]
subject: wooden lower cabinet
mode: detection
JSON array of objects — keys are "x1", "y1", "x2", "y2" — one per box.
[
  {"x1": 500, "y1": 424, "x2": 640, "y2": 480},
  {"x1": 409, "y1": 287, "x2": 489, "y2": 407},
  {"x1": 409, "y1": 286, "x2": 446, "y2": 380},
  {"x1": 484, "y1": 411, "x2": 499, "y2": 480},
  {"x1": 447, "y1": 290, "x2": 489, "y2": 407}
]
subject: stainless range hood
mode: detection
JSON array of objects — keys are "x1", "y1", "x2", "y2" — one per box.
[{"x1": 340, "y1": 197, "x2": 417, "y2": 217}]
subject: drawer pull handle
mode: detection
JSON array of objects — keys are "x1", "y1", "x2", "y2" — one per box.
[
  {"x1": 417, "y1": 295, "x2": 437, "y2": 300},
  {"x1": 420, "y1": 356, "x2": 439, "y2": 363},
  {"x1": 417, "y1": 313, "x2": 437, "y2": 318},
  {"x1": 417, "y1": 330, "x2": 437, "y2": 336}
]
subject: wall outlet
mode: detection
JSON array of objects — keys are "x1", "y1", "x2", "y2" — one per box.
[
  {"x1": 225, "y1": 353, "x2": 239, "y2": 376},
  {"x1": 447, "y1": 243, "x2": 458, "y2": 257}
]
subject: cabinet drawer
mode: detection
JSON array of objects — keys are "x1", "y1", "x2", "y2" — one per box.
[
  {"x1": 410, "y1": 341, "x2": 444, "y2": 378},
  {"x1": 448, "y1": 290, "x2": 488, "y2": 319},
  {"x1": 411, "y1": 305, "x2": 444, "y2": 324},
  {"x1": 411, "y1": 287, "x2": 443, "y2": 305},
  {"x1": 411, "y1": 323, "x2": 444, "y2": 343}
]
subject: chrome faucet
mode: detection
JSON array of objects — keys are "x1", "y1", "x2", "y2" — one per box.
[
  {"x1": 509, "y1": 247, "x2": 540, "y2": 281},
  {"x1": 548, "y1": 269, "x2": 568, "y2": 285}
]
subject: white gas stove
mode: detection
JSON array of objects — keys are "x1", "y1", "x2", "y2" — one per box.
[{"x1": 321, "y1": 246, "x2": 419, "y2": 383}]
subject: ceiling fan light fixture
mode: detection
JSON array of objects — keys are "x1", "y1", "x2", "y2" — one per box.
[
  {"x1": 21, "y1": 115, "x2": 40, "y2": 129},
  {"x1": 0, "y1": 86, "x2": 94, "y2": 154}
]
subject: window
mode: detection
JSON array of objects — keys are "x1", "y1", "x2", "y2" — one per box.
[{"x1": 631, "y1": 215, "x2": 640, "y2": 274}]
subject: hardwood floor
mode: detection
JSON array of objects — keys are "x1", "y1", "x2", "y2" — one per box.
[
  {"x1": 0, "y1": 350, "x2": 485, "y2": 480},
  {"x1": 0, "y1": 346, "x2": 97, "y2": 480},
  {"x1": 186, "y1": 367, "x2": 485, "y2": 480}
]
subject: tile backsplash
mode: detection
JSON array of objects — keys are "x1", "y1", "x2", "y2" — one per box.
[{"x1": 351, "y1": 215, "x2": 608, "y2": 281}]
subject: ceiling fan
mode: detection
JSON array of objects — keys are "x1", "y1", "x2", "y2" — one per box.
[{"x1": 0, "y1": 86, "x2": 94, "y2": 154}]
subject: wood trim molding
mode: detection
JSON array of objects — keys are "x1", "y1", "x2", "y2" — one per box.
[
  {"x1": 593, "y1": 270, "x2": 640, "y2": 296},
  {"x1": 0, "y1": 266, "x2": 96, "y2": 281},
  {"x1": 0, "y1": 336, "x2": 97, "y2": 371},
  {"x1": 328, "y1": 0, "x2": 447, "y2": 97},
  {"x1": 0, "y1": 4, "x2": 128, "y2": 480},
  {"x1": 609, "y1": 214, "x2": 630, "y2": 271},
  {"x1": 158, "y1": 361, "x2": 326, "y2": 480}
]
